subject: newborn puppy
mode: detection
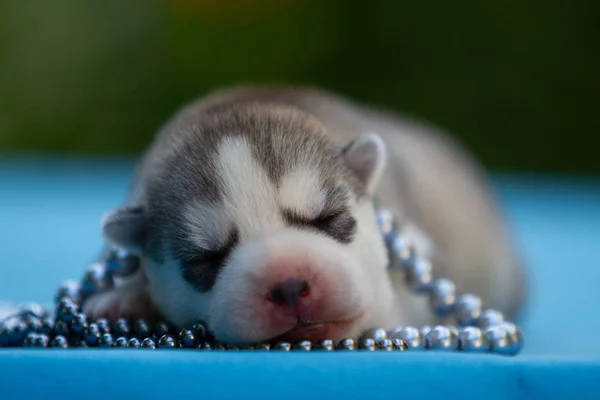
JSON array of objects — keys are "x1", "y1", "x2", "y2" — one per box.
[{"x1": 84, "y1": 86, "x2": 525, "y2": 346}]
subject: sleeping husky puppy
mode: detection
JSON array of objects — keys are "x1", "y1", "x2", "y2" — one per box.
[{"x1": 84, "y1": 86, "x2": 525, "y2": 345}]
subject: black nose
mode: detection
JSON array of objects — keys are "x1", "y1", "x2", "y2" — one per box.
[{"x1": 268, "y1": 279, "x2": 311, "y2": 307}]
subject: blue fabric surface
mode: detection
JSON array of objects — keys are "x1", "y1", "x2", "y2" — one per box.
[
  {"x1": 1, "y1": 351, "x2": 599, "y2": 400},
  {"x1": 1, "y1": 154, "x2": 600, "y2": 399}
]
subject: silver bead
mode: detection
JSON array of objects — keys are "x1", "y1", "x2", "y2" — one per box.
[
  {"x1": 404, "y1": 256, "x2": 434, "y2": 293},
  {"x1": 81, "y1": 263, "x2": 113, "y2": 295},
  {"x1": 476, "y1": 309, "x2": 504, "y2": 330},
  {"x1": 377, "y1": 339, "x2": 394, "y2": 351},
  {"x1": 51, "y1": 335, "x2": 69, "y2": 348},
  {"x1": 484, "y1": 326, "x2": 511, "y2": 354},
  {"x1": 33, "y1": 333, "x2": 50, "y2": 348},
  {"x1": 19, "y1": 303, "x2": 47, "y2": 319},
  {"x1": 98, "y1": 333, "x2": 114, "y2": 348},
  {"x1": 425, "y1": 325, "x2": 458, "y2": 351},
  {"x1": 360, "y1": 328, "x2": 387, "y2": 342},
  {"x1": 390, "y1": 234, "x2": 414, "y2": 267},
  {"x1": 56, "y1": 298, "x2": 78, "y2": 323},
  {"x1": 391, "y1": 338, "x2": 408, "y2": 351},
  {"x1": 389, "y1": 326, "x2": 423, "y2": 350},
  {"x1": 272, "y1": 342, "x2": 291, "y2": 351},
  {"x1": 336, "y1": 338, "x2": 357, "y2": 351},
  {"x1": 457, "y1": 326, "x2": 488, "y2": 352},
  {"x1": 499, "y1": 321, "x2": 521, "y2": 341},
  {"x1": 140, "y1": 338, "x2": 156, "y2": 349},
  {"x1": 55, "y1": 280, "x2": 82, "y2": 305},
  {"x1": 376, "y1": 208, "x2": 397, "y2": 239},
  {"x1": 420, "y1": 325, "x2": 433, "y2": 338},
  {"x1": 157, "y1": 335, "x2": 177, "y2": 349},
  {"x1": 428, "y1": 278, "x2": 456, "y2": 317},
  {"x1": 292, "y1": 340, "x2": 312, "y2": 351},
  {"x1": 23, "y1": 332, "x2": 37, "y2": 347},
  {"x1": 113, "y1": 337, "x2": 128, "y2": 348},
  {"x1": 314, "y1": 339, "x2": 334, "y2": 351},
  {"x1": 359, "y1": 338, "x2": 377, "y2": 351},
  {"x1": 453, "y1": 293, "x2": 482, "y2": 326},
  {"x1": 496, "y1": 322, "x2": 523, "y2": 356}
]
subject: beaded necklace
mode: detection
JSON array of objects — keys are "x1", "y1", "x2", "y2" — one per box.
[{"x1": 0, "y1": 205, "x2": 523, "y2": 355}]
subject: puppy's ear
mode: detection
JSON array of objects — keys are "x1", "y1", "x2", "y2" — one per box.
[
  {"x1": 341, "y1": 132, "x2": 387, "y2": 196},
  {"x1": 101, "y1": 205, "x2": 147, "y2": 254}
]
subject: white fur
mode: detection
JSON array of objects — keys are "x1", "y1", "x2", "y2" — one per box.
[
  {"x1": 347, "y1": 196, "x2": 394, "y2": 329},
  {"x1": 145, "y1": 255, "x2": 213, "y2": 326},
  {"x1": 216, "y1": 137, "x2": 283, "y2": 238},
  {"x1": 146, "y1": 136, "x2": 285, "y2": 329},
  {"x1": 209, "y1": 229, "x2": 373, "y2": 345},
  {"x1": 183, "y1": 200, "x2": 228, "y2": 249},
  {"x1": 278, "y1": 168, "x2": 325, "y2": 219},
  {"x1": 142, "y1": 134, "x2": 394, "y2": 344}
]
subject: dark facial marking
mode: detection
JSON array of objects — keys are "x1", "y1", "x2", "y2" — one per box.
[
  {"x1": 180, "y1": 229, "x2": 239, "y2": 291},
  {"x1": 142, "y1": 102, "x2": 363, "y2": 265},
  {"x1": 282, "y1": 208, "x2": 357, "y2": 244}
]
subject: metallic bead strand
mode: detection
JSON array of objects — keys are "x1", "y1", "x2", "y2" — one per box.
[
  {"x1": 1, "y1": 206, "x2": 522, "y2": 355},
  {"x1": 376, "y1": 206, "x2": 523, "y2": 356}
]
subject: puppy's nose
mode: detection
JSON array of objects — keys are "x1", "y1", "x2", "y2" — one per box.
[{"x1": 268, "y1": 279, "x2": 311, "y2": 307}]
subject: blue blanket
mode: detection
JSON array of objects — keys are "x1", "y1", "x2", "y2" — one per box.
[{"x1": 1, "y1": 155, "x2": 599, "y2": 399}]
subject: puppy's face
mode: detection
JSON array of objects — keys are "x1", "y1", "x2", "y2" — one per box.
[{"x1": 103, "y1": 106, "x2": 393, "y2": 345}]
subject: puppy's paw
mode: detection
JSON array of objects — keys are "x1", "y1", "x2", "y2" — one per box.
[{"x1": 83, "y1": 287, "x2": 161, "y2": 322}]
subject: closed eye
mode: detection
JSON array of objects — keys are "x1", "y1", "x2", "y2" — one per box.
[
  {"x1": 184, "y1": 248, "x2": 230, "y2": 268},
  {"x1": 181, "y1": 229, "x2": 238, "y2": 291},
  {"x1": 312, "y1": 210, "x2": 344, "y2": 230},
  {"x1": 282, "y1": 208, "x2": 357, "y2": 244}
]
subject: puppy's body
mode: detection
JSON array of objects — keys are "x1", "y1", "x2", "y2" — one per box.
[{"x1": 86, "y1": 86, "x2": 524, "y2": 344}]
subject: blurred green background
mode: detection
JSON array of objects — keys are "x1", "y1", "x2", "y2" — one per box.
[{"x1": 0, "y1": 0, "x2": 597, "y2": 173}]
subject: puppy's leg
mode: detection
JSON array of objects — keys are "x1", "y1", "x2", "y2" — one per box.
[{"x1": 82, "y1": 269, "x2": 162, "y2": 322}]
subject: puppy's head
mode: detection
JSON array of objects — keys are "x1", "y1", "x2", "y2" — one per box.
[{"x1": 103, "y1": 104, "x2": 393, "y2": 345}]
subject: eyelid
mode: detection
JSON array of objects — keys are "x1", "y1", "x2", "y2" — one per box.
[
  {"x1": 282, "y1": 207, "x2": 356, "y2": 244},
  {"x1": 183, "y1": 229, "x2": 238, "y2": 265},
  {"x1": 315, "y1": 209, "x2": 344, "y2": 222},
  {"x1": 283, "y1": 208, "x2": 344, "y2": 224},
  {"x1": 184, "y1": 249, "x2": 219, "y2": 265}
]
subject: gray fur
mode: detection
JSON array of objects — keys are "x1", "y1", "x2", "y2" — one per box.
[
  {"x1": 179, "y1": 85, "x2": 526, "y2": 319},
  {"x1": 96, "y1": 84, "x2": 525, "y2": 332},
  {"x1": 131, "y1": 103, "x2": 364, "y2": 284}
]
